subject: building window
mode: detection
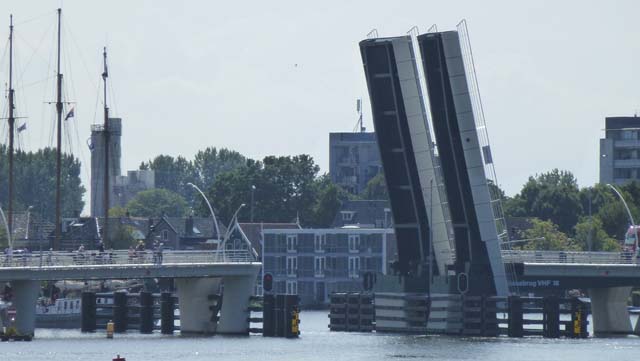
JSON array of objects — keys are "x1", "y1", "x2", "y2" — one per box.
[
  {"x1": 341, "y1": 211, "x2": 355, "y2": 222},
  {"x1": 348, "y1": 234, "x2": 360, "y2": 253},
  {"x1": 314, "y1": 256, "x2": 326, "y2": 277},
  {"x1": 161, "y1": 230, "x2": 169, "y2": 241},
  {"x1": 286, "y1": 234, "x2": 298, "y2": 253},
  {"x1": 622, "y1": 130, "x2": 637, "y2": 140},
  {"x1": 614, "y1": 168, "x2": 633, "y2": 179},
  {"x1": 286, "y1": 280, "x2": 298, "y2": 295},
  {"x1": 349, "y1": 256, "x2": 360, "y2": 278},
  {"x1": 286, "y1": 256, "x2": 297, "y2": 277},
  {"x1": 615, "y1": 149, "x2": 634, "y2": 160},
  {"x1": 314, "y1": 234, "x2": 326, "y2": 253}
]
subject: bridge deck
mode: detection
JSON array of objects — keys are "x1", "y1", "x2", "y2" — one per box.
[{"x1": 0, "y1": 250, "x2": 260, "y2": 281}]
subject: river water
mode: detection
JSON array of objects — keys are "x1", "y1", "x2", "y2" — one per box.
[{"x1": 2, "y1": 311, "x2": 639, "y2": 361}]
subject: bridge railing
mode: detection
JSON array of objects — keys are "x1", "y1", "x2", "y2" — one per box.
[
  {"x1": 0, "y1": 249, "x2": 256, "y2": 269},
  {"x1": 501, "y1": 250, "x2": 639, "y2": 265}
]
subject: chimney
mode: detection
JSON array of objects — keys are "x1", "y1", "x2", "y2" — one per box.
[{"x1": 185, "y1": 216, "x2": 194, "y2": 236}]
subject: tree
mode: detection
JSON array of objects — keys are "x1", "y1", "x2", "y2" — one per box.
[
  {"x1": 0, "y1": 146, "x2": 85, "y2": 222},
  {"x1": 512, "y1": 169, "x2": 582, "y2": 235},
  {"x1": 205, "y1": 155, "x2": 332, "y2": 225},
  {"x1": 573, "y1": 216, "x2": 620, "y2": 251},
  {"x1": 311, "y1": 175, "x2": 352, "y2": 227},
  {"x1": 519, "y1": 218, "x2": 579, "y2": 251},
  {"x1": 126, "y1": 189, "x2": 188, "y2": 218},
  {"x1": 107, "y1": 224, "x2": 136, "y2": 249},
  {"x1": 596, "y1": 200, "x2": 638, "y2": 240},
  {"x1": 193, "y1": 147, "x2": 246, "y2": 189},
  {"x1": 140, "y1": 155, "x2": 197, "y2": 202},
  {"x1": 360, "y1": 172, "x2": 388, "y2": 201}
]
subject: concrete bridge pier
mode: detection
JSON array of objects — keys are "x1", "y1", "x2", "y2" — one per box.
[
  {"x1": 217, "y1": 273, "x2": 259, "y2": 334},
  {"x1": 174, "y1": 277, "x2": 222, "y2": 334},
  {"x1": 589, "y1": 287, "x2": 633, "y2": 335},
  {"x1": 12, "y1": 280, "x2": 40, "y2": 337}
]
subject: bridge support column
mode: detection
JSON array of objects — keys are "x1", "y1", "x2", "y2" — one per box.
[
  {"x1": 589, "y1": 287, "x2": 632, "y2": 335},
  {"x1": 217, "y1": 273, "x2": 259, "y2": 334},
  {"x1": 175, "y1": 277, "x2": 221, "y2": 334},
  {"x1": 12, "y1": 280, "x2": 39, "y2": 337}
]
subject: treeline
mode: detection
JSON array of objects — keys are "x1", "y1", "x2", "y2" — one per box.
[
  {"x1": 502, "y1": 169, "x2": 636, "y2": 251},
  {"x1": 0, "y1": 145, "x2": 85, "y2": 222},
  {"x1": 126, "y1": 148, "x2": 352, "y2": 227}
]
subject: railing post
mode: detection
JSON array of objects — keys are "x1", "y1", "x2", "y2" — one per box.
[
  {"x1": 81, "y1": 291, "x2": 97, "y2": 332},
  {"x1": 139, "y1": 291, "x2": 154, "y2": 334},
  {"x1": 543, "y1": 296, "x2": 560, "y2": 338},
  {"x1": 113, "y1": 291, "x2": 128, "y2": 333},
  {"x1": 160, "y1": 292, "x2": 175, "y2": 335},
  {"x1": 507, "y1": 295, "x2": 523, "y2": 337}
]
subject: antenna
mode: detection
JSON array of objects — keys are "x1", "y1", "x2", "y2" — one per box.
[{"x1": 356, "y1": 98, "x2": 365, "y2": 132}]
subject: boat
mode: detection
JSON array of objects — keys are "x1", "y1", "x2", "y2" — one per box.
[{"x1": 35, "y1": 298, "x2": 81, "y2": 328}]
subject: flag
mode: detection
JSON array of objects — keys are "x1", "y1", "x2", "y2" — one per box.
[
  {"x1": 65, "y1": 107, "x2": 75, "y2": 121},
  {"x1": 17, "y1": 123, "x2": 26, "y2": 132}
]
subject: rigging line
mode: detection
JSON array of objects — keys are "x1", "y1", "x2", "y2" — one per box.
[
  {"x1": 72, "y1": 105, "x2": 90, "y2": 185},
  {"x1": 63, "y1": 16, "x2": 98, "y2": 93},
  {"x1": 108, "y1": 74, "x2": 118, "y2": 116},
  {"x1": 14, "y1": 9, "x2": 57, "y2": 26},
  {"x1": 92, "y1": 75, "x2": 100, "y2": 124},
  {"x1": 15, "y1": 75, "x2": 55, "y2": 91},
  {"x1": 42, "y1": 22, "x2": 56, "y2": 151},
  {"x1": 15, "y1": 19, "x2": 55, "y2": 79},
  {"x1": 0, "y1": 39, "x2": 9, "y2": 78}
]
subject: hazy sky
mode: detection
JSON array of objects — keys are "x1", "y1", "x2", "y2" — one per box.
[{"x1": 0, "y1": 0, "x2": 638, "y2": 211}]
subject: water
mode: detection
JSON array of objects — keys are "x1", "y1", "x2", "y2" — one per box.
[{"x1": 2, "y1": 311, "x2": 640, "y2": 361}]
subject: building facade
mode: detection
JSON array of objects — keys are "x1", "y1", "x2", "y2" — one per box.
[
  {"x1": 262, "y1": 228, "x2": 396, "y2": 306},
  {"x1": 331, "y1": 200, "x2": 392, "y2": 229},
  {"x1": 90, "y1": 118, "x2": 122, "y2": 217},
  {"x1": 600, "y1": 116, "x2": 640, "y2": 185},
  {"x1": 329, "y1": 132, "x2": 381, "y2": 194},
  {"x1": 113, "y1": 170, "x2": 155, "y2": 208}
]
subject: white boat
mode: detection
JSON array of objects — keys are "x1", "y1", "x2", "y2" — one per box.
[{"x1": 35, "y1": 298, "x2": 81, "y2": 329}]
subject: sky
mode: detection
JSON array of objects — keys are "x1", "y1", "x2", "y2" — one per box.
[{"x1": 0, "y1": 0, "x2": 638, "y2": 212}]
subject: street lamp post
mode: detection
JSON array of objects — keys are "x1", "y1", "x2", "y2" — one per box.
[
  {"x1": 222, "y1": 203, "x2": 246, "y2": 253},
  {"x1": 186, "y1": 182, "x2": 221, "y2": 241},
  {"x1": 607, "y1": 183, "x2": 638, "y2": 251},
  {"x1": 0, "y1": 203, "x2": 12, "y2": 251},
  {"x1": 250, "y1": 185, "x2": 256, "y2": 223}
]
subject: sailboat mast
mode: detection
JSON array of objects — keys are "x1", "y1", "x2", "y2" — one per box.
[
  {"x1": 7, "y1": 14, "x2": 15, "y2": 240},
  {"x1": 54, "y1": 8, "x2": 63, "y2": 250},
  {"x1": 102, "y1": 47, "x2": 109, "y2": 245}
]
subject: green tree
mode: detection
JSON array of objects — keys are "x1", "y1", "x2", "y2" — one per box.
[
  {"x1": 108, "y1": 206, "x2": 128, "y2": 217},
  {"x1": 596, "y1": 200, "x2": 638, "y2": 240},
  {"x1": 511, "y1": 169, "x2": 582, "y2": 234},
  {"x1": 0, "y1": 146, "x2": 85, "y2": 222},
  {"x1": 140, "y1": 155, "x2": 197, "y2": 202},
  {"x1": 126, "y1": 188, "x2": 188, "y2": 218},
  {"x1": 310, "y1": 175, "x2": 352, "y2": 227},
  {"x1": 0, "y1": 225, "x2": 7, "y2": 249},
  {"x1": 360, "y1": 172, "x2": 388, "y2": 201},
  {"x1": 205, "y1": 155, "x2": 328, "y2": 225},
  {"x1": 193, "y1": 147, "x2": 246, "y2": 189},
  {"x1": 107, "y1": 224, "x2": 136, "y2": 249},
  {"x1": 519, "y1": 218, "x2": 579, "y2": 251},
  {"x1": 573, "y1": 216, "x2": 620, "y2": 251}
]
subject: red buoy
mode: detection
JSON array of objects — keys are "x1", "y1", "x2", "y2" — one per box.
[{"x1": 113, "y1": 355, "x2": 125, "y2": 361}]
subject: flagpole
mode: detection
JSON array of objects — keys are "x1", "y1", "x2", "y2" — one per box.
[{"x1": 7, "y1": 14, "x2": 15, "y2": 241}]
